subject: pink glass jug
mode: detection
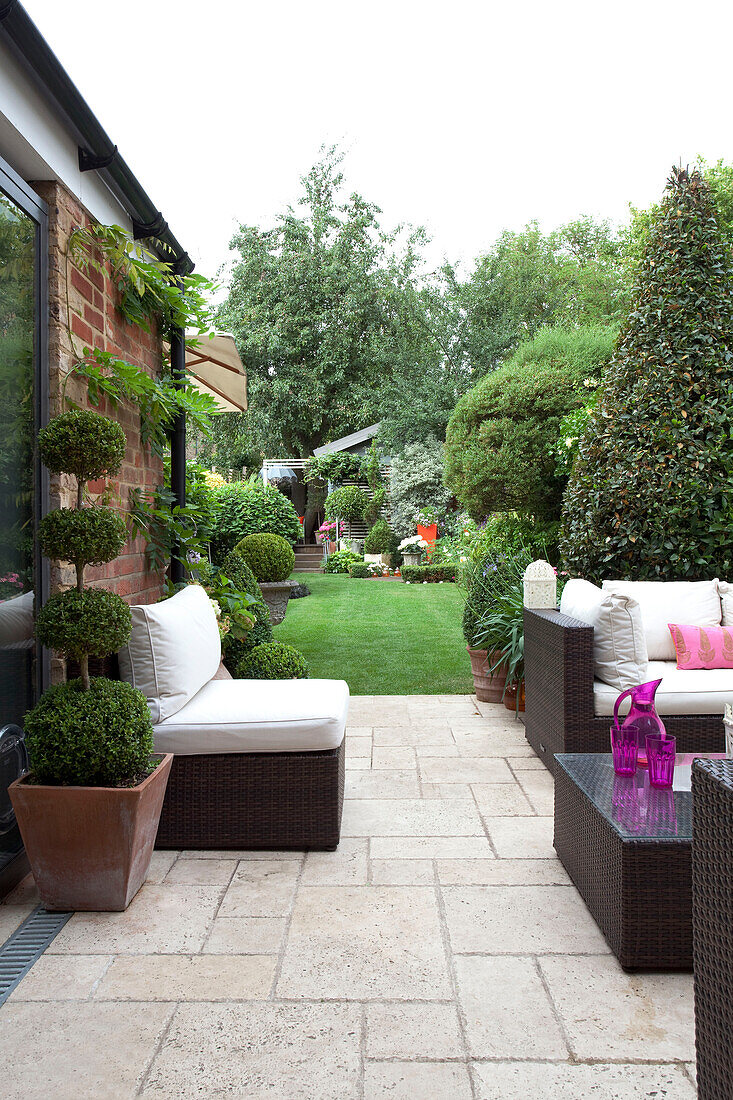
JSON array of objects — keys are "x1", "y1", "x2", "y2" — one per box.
[{"x1": 612, "y1": 679, "x2": 667, "y2": 768}]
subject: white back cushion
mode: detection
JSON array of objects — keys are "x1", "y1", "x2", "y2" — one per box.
[
  {"x1": 602, "y1": 579, "x2": 721, "y2": 660},
  {"x1": 118, "y1": 585, "x2": 221, "y2": 722},
  {"x1": 561, "y1": 578, "x2": 648, "y2": 690},
  {"x1": 719, "y1": 581, "x2": 733, "y2": 627}
]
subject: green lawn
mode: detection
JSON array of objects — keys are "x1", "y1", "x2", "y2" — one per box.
[{"x1": 273, "y1": 572, "x2": 473, "y2": 695}]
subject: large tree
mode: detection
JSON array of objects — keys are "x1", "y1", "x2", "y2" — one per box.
[
  {"x1": 454, "y1": 218, "x2": 627, "y2": 379},
  {"x1": 561, "y1": 166, "x2": 733, "y2": 581},
  {"x1": 218, "y1": 149, "x2": 440, "y2": 457}
]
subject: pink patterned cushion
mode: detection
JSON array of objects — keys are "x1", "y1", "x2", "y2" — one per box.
[{"x1": 668, "y1": 623, "x2": 733, "y2": 670}]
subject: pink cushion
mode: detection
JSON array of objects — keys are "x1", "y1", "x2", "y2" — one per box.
[{"x1": 668, "y1": 623, "x2": 733, "y2": 670}]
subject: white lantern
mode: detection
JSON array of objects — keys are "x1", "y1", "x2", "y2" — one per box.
[{"x1": 523, "y1": 559, "x2": 557, "y2": 609}]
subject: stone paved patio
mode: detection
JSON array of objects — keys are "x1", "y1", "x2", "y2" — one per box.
[{"x1": 0, "y1": 696, "x2": 697, "y2": 1098}]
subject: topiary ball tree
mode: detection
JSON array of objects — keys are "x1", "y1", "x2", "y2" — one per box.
[
  {"x1": 444, "y1": 325, "x2": 616, "y2": 520},
  {"x1": 561, "y1": 167, "x2": 733, "y2": 581},
  {"x1": 235, "y1": 641, "x2": 309, "y2": 680},
  {"x1": 34, "y1": 410, "x2": 131, "y2": 692},
  {"x1": 39, "y1": 410, "x2": 126, "y2": 508},
  {"x1": 324, "y1": 484, "x2": 368, "y2": 524},
  {"x1": 234, "y1": 533, "x2": 295, "y2": 582}
]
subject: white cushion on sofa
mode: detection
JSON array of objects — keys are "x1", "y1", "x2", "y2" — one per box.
[
  {"x1": 118, "y1": 585, "x2": 221, "y2": 723},
  {"x1": 602, "y1": 579, "x2": 721, "y2": 661},
  {"x1": 594, "y1": 660, "x2": 733, "y2": 717},
  {"x1": 560, "y1": 578, "x2": 648, "y2": 690},
  {"x1": 152, "y1": 677, "x2": 349, "y2": 754}
]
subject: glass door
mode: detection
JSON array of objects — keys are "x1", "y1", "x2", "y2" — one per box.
[{"x1": 0, "y1": 159, "x2": 47, "y2": 883}]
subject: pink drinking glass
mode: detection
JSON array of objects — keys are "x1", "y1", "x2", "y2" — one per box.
[
  {"x1": 610, "y1": 723, "x2": 638, "y2": 776},
  {"x1": 645, "y1": 734, "x2": 676, "y2": 789}
]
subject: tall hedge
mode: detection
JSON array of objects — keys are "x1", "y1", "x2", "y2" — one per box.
[
  {"x1": 561, "y1": 167, "x2": 733, "y2": 581},
  {"x1": 211, "y1": 480, "x2": 300, "y2": 561},
  {"x1": 444, "y1": 325, "x2": 616, "y2": 520}
]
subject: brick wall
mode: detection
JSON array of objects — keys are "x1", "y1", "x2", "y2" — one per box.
[{"x1": 33, "y1": 180, "x2": 166, "y2": 618}]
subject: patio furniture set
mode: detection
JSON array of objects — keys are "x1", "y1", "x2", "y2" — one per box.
[{"x1": 524, "y1": 576, "x2": 733, "y2": 1099}]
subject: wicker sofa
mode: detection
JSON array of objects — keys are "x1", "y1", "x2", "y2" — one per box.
[
  {"x1": 524, "y1": 598, "x2": 725, "y2": 774},
  {"x1": 80, "y1": 585, "x2": 349, "y2": 850},
  {"x1": 691, "y1": 758, "x2": 733, "y2": 1100}
]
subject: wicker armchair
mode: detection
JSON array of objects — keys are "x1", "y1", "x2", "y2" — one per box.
[
  {"x1": 692, "y1": 759, "x2": 733, "y2": 1100},
  {"x1": 69, "y1": 655, "x2": 346, "y2": 851},
  {"x1": 523, "y1": 608, "x2": 724, "y2": 774}
]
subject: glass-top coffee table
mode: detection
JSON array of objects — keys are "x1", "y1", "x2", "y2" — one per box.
[{"x1": 554, "y1": 753, "x2": 697, "y2": 970}]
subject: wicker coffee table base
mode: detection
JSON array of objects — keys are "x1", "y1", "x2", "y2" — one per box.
[{"x1": 554, "y1": 763, "x2": 692, "y2": 970}]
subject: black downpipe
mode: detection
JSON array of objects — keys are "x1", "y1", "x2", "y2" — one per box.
[{"x1": 169, "y1": 326, "x2": 186, "y2": 585}]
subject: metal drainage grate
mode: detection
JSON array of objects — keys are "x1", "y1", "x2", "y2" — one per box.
[{"x1": 0, "y1": 905, "x2": 73, "y2": 1006}]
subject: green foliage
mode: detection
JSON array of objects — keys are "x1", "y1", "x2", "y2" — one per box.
[
  {"x1": 445, "y1": 325, "x2": 616, "y2": 520},
  {"x1": 456, "y1": 218, "x2": 628, "y2": 378},
  {"x1": 65, "y1": 348, "x2": 218, "y2": 459},
  {"x1": 24, "y1": 678, "x2": 154, "y2": 787},
  {"x1": 473, "y1": 578, "x2": 526, "y2": 693},
  {"x1": 554, "y1": 380, "x2": 600, "y2": 476},
  {"x1": 562, "y1": 166, "x2": 733, "y2": 582},
  {"x1": 217, "y1": 148, "x2": 449, "y2": 457},
  {"x1": 323, "y1": 550, "x2": 362, "y2": 574},
  {"x1": 348, "y1": 562, "x2": 372, "y2": 578},
  {"x1": 389, "y1": 437, "x2": 453, "y2": 540},
  {"x1": 67, "y1": 222, "x2": 214, "y2": 339},
  {"x1": 305, "y1": 452, "x2": 363, "y2": 484},
  {"x1": 401, "y1": 564, "x2": 457, "y2": 583},
  {"x1": 220, "y1": 551, "x2": 264, "y2": 600},
  {"x1": 235, "y1": 641, "x2": 309, "y2": 680},
  {"x1": 222, "y1": 603, "x2": 272, "y2": 672},
  {"x1": 35, "y1": 588, "x2": 132, "y2": 661},
  {"x1": 129, "y1": 461, "x2": 219, "y2": 573},
  {"x1": 324, "y1": 484, "x2": 368, "y2": 523},
  {"x1": 364, "y1": 519, "x2": 398, "y2": 555},
  {"x1": 211, "y1": 480, "x2": 300, "y2": 561},
  {"x1": 234, "y1": 533, "x2": 295, "y2": 582},
  {"x1": 461, "y1": 544, "x2": 537, "y2": 658},
  {"x1": 39, "y1": 507, "x2": 127, "y2": 571},
  {"x1": 38, "y1": 410, "x2": 125, "y2": 485}
]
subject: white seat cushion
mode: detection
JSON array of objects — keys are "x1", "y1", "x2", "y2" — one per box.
[
  {"x1": 560, "y1": 578, "x2": 648, "y2": 690},
  {"x1": 152, "y1": 678, "x2": 350, "y2": 754},
  {"x1": 118, "y1": 585, "x2": 221, "y2": 723},
  {"x1": 594, "y1": 660, "x2": 733, "y2": 717},
  {"x1": 602, "y1": 579, "x2": 721, "y2": 661}
]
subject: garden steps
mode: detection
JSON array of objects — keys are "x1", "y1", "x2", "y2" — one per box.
[{"x1": 294, "y1": 546, "x2": 324, "y2": 573}]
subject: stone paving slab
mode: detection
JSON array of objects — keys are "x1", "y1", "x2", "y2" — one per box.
[{"x1": 0, "y1": 695, "x2": 697, "y2": 1096}]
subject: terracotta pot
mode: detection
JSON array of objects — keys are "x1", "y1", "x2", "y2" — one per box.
[
  {"x1": 503, "y1": 682, "x2": 526, "y2": 713},
  {"x1": 10, "y1": 753, "x2": 173, "y2": 912},
  {"x1": 467, "y1": 646, "x2": 507, "y2": 703}
]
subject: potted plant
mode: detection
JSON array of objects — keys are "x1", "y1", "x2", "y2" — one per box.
[
  {"x1": 234, "y1": 532, "x2": 296, "y2": 625},
  {"x1": 416, "y1": 507, "x2": 439, "y2": 557},
  {"x1": 364, "y1": 519, "x2": 398, "y2": 566},
  {"x1": 462, "y1": 560, "x2": 508, "y2": 703},
  {"x1": 398, "y1": 534, "x2": 428, "y2": 568},
  {"x1": 10, "y1": 410, "x2": 172, "y2": 912}
]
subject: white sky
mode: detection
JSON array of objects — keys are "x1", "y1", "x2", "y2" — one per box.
[{"x1": 22, "y1": 0, "x2": 733, "y2": 283}]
